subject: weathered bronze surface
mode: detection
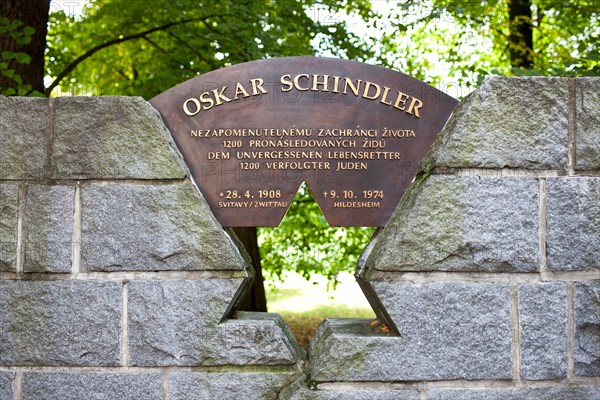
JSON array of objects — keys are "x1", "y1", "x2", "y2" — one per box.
[{"x1": 150, "y1": 57, "x2": 458, "y2": 227}]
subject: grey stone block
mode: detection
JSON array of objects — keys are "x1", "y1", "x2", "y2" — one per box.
[
  {"x1": 427, "y1": 387, "x2": 600, "y2": 400},
  {"x1": 574, "y1": 281, "x2": 600, "y2": 376},
  {"x1": 51, "y1": 97, "x2": 187, "y2": 179},
  {"x1": 169, "y1": 371, "x2": 297, "y2": 400},
  {"x1": 575, "y1": 77, "x2": 600, "y2": 169},
  {"x1": 0, "y1": 371, "x2": 14, "y2": 400},
  {"x1": 207, "y1": 312, "x2": 303, "y2": 365},
  {"x1": 0, "y1": 281, "x2": 121, "y2": 366},
  {"x1": 0, "y1": 184, "x2": 18, "y2": 272},
  {"x1": 0, "y1": 97, "x2": 48, "y2": 180},
  {"x1": 281, "y1": 379, "x2": 419, "y2": 400},
  {"x1": 519, "y1": 283, "x2": 567, "y2": 379},
  {"x1": 24, "y1": 185, "x2": 74, "y2": 273},
  {"x1": 310, "y1": 283, "x2": 512, "y2": 381},
  {"x1": 422, "y1": 76, "x2": 569, "y2": 169},
  {"x1": 81, "y1": 182, "x2": 248, "y2": 272},
  {"x1": 364, "y1": 175, "x2": 539, "y2": 272},
  {"x1": 128, "y1": 279, "x2": 243, "y2": 366},
  {"x1": 22, "y1": 372, "x2": 162, "y2": 400},
  {"x1": 547, "y1": 177, "x2": 600, "y2": 270}
]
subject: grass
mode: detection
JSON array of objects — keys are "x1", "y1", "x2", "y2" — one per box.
[{"x1": 265, "y1": 272, "x2": 375, "y2": 347}]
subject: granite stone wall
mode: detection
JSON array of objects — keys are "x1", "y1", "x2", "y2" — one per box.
[{"x1": 0, "y1": 76, "x2": 598, "y2": 399}]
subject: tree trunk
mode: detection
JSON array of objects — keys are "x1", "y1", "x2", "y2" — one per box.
[
  {"x1": 507, "y1": 0, "x2": 533, "y2": 68},
  {"x1": 0, "y1": 0, "x2": 50, "y2": 93},
  {"x1": 233, "y1": 227, "x2": 268, "y2": 312}
]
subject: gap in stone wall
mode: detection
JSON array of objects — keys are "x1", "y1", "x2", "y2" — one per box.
[{"x1": 255, "y1": 184, "x2": 377, "y2": 347}]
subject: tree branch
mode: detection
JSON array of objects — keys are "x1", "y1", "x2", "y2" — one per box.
[
  {"x1": 45, "y1": 16, "x2": 224, "y2": 95},
  {"x1": 164, "y1": 30, "x2": 216, "y2": 70},
  {"x1": 142, "y1": 36, "x2": 197, "y2": 74}
]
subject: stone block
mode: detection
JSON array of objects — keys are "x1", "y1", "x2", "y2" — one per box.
[
  {"x1": 422, "y1": 76, "x2": 569, "y2": 169},
  {"x1": 169, "y1": 371, "x2": 297, "y2": 400},
  {"x1": 22, "y1": 372, "x2": 162, "y2": 400},
  {"x1": 364, "y1": 175, "x2": 539, "y2": 272},
  {"x1": 206, "y1": 312, "x2": 303, "y2": 365},
  {"x1": 575, "y1": 77, "x2": 600, "y2": 169},
  {"x1": 80, "y1": 182, "x2": 248, "y2": 272},
  {"x1": 310, "y1": 283, "x2": 512, "y2": 381},
  {"x1": 427, "y1": 387, "x2": 600, "y2": 399},
  {"x1": 281, "y1": 379, "x2": 419, "y2": 400},
  {"x1": 51, "y1": 97, "x2": 187, "y2": 179},
  {"x1": 0, "y1": 281, "x2": 121, "y2": 366},
  {"x1": 0, "y1": 184, "x2": 18, "y2": 272},
  {"x1": 0, "y1": 97, "x2": 48, "y2": 180},
  {"x1": 128, "y1": 279, "x2": 242, "y2": 366},
  {"x1": 574, "y1": 281, "x2": 600, "y2": 376},
  {"x1": 24, "y1": 185, "x2": 74, "y2": 273},
  {"x1": 0, "y1": 371, "x2": 14, "y2": 400},
  {"x1": 547, "y1": 177, "x2": 600, "y2": 270},
  {"x1": 519, "y1": 283, "x2": 567, "y2": 379}
]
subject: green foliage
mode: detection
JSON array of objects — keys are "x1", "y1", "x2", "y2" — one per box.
[
  {"x1": 46, "y1": 0, "x2": 380, "y2": 97},
  {"x1": 0, "y1": 16, "x2": 41, "y2": 96},
  {"x1": 259, "y1": 184, "x2": 374, "y2": 288},
  {"x1": 375, "y1": 0, "x2": 599, "y2": 94}
]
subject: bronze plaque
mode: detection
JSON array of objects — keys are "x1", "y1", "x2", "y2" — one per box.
[{"x1": 150, "y1": 57, "x2": 458, "y2": 227}]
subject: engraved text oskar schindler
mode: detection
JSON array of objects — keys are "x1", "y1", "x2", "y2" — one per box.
[{"x1": 149, "y1": 58, "x2": 458, "y2": 227}]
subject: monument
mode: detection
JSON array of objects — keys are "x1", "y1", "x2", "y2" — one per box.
[{"x1": 150, "y1": 56, "x2": 458, "y2": 227}]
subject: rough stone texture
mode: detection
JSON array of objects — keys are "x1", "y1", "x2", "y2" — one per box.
[
  {"x1": 0, "y1": 281, "x2": 121, "y2": 366},
  {"x1": 364, "y1": 176, "x2": 539, "y2": 272},
  {"x1": 310, "y1": 283, "x2": 512, "y2": 382},
  {"x1": 575, "y1": 77, "x2": 600, "y2": 169},
  {"x1": 547, "y1": 177, "x2": 600, "y2": 270},
  {"x1": 169, "y1": 371, "x2": 297, "y2": 400},
  {"x1": 0, "y1": 97, "x2": 48, "y2": 180},
  {"x1": 24, "y1": 185, "x2": 74, "y2": 273},
  {"x1": 22, "y1": 372, "x2": 162, "y2": 400},
  {"x1": 207, "y1": 312, "x2": 303, "y2": 365},
  {"x1": 518, "y1": 283, "x2": 567, "y2": 380},
  {"x1": 422, "y1": 76, "x2": 569, "y2": 170},
  {"x1": 0, "y1": 371, "x2": 14, "y2": 400},
  {"x1": 574, "y1": 281, "x2": 600, "y2": 376},
  {"x1": 0, "y1": 184, "x2": 18, "y2": 272},
  {"x1": 129, "y1": 279, "x2": 244, "y2": 366},
  {"x1": 427, "y1": 387, "x2": 600, "y2": 399},
  {"x1": 51, "y1": 97, "x2": 187, "y2": 180},
  {"x1": 281, "y1": 379, "x2": 419, "y2": 400},
  {"x1": 81, "y1": 181, "x2": 248, "y2": 272}
]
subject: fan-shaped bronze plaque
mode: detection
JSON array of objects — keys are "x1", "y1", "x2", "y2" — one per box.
[{"x1": 150, "y1": 57, "x2": 458, "y2": 227}]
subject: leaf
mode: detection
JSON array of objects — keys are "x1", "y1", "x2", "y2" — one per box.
[
  {"x1": 1, "y1": 51, "x2": 16, "y2": 60},
  {"x1": 2, "y1": 69, "x2": 15, "y2": 78},
  {"x1": 8, "y1": 19, "x2": 22, "y2": 30},
  {"x1": 23, "y1": 26, "x2": 36, "y2": 36},
  {"x1": 15, "y1": 36, "x2": 32, "y2": 44},
  {"x1": 15, "y1": 53, "x2": 31, "y2": 64},
  {"x1": 2, "y1": 88, "x2": 16, "y2": 96}
]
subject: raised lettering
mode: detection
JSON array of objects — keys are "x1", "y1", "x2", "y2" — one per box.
[
  {"x1": 234, "y1": 82, "x2": 250, "y2": 99},
  {"x1": 311, "y1": 74, "x2": 330, "y2": 91},
  {"x1": 250, "y1": 78, "x2": 268, "y2": 95},
  {"x1": 293, "y1": 74, "x2": 310, "y2": 91},
  {"x1": 183, "y1": 98, "x2": 201, "y2": 116},
  {"x1": 280, "y1": 74, "x2": 293, "y2": 92},
  {"x1": 362, "y1": 81, "x2": 381, "y2": 100}
]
